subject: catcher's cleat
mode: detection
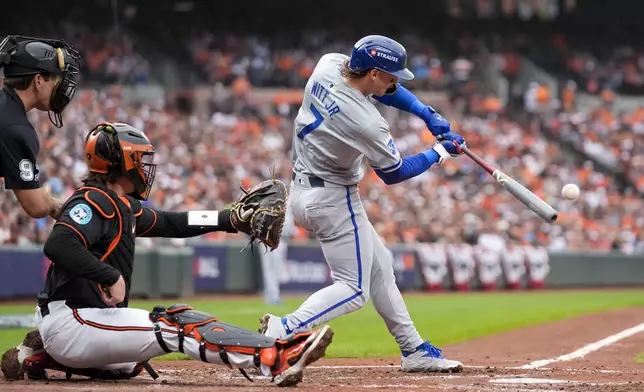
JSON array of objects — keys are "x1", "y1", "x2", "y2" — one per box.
[
  {"x1": 22, "y1": 350, "x2": 59, "y2": 380},
  {"x1": 268, "y1": 325, "x2": 334, "y2": 387},
  {"x1": 21, "y1": 349, "x2": 144, "y2": 381},
  {"x1": 0, "y1": 328, "x2": 146, "y2": 381},
  {"x1": 1, "y1": 329, "x2": 48, "y2": 381}
]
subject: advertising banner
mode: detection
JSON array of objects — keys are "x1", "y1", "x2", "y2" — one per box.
[
  {"x1": 192, "y1": 245, "x2": 228, "y2": 292},
  {"x1": 0, "y1": 248, "x2": 45, "y2": 299},
  {"x1": 281, "y1": 245, "x2": 332, "y2": 292},
  {"x1": 388, "y1": 246, "x2": 420, "y2": 291}
]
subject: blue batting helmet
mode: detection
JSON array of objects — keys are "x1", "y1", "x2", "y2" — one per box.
[{"x1": 348, "y1": 35, "x2": 414, "y2": 81}]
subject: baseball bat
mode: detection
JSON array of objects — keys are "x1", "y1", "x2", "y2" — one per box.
[{"x1": 461, "y1": 146, "x2": 558, "y2": 223}]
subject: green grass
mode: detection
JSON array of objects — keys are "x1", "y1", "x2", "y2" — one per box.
[
  {"x1": 636, "y1": 352, "x2": 644, "y2": 363},
  {"x1": 1, "y1": 290, "x2": 643, "y2": 359}
]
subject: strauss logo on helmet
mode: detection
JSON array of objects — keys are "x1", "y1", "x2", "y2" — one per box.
[{"x1": 375, "y1": 52, "x2": 398, "y2": 62}]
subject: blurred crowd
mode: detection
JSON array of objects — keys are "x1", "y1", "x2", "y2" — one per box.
[
  {"x1": 2, "y1": 14, "x2": 151, "y2": 86},
  {"x1": 564, "y1": 45, "x2": 644, "y2": 96},
  {"x1": 495, "y1": 27, "x2": 644, "y2": 96},
  {"x1": 184, "y1": 28, "x2": 481, "y2": 92},
  {"x1": 549, "y1": 97, "x2": 644, "y2": 196},
  {"x1": 1, "y1": 2, "x2": 643, "y2": 254},
  {"x1": 520, "y1": 81, "x2": 644, "y2": 203},
  {"x1": 1, "y1": 80, "x2": 643, "y2": 254},
  {"x1": 533, "y1": 34, "x2": 644, "y2": 96}
]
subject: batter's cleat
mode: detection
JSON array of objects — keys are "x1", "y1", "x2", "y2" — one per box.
[
  {"x1": 259, "y1": 313, "x2": 291, "y2": 340},
  {"x1": 268, "y1": 325, "x2": 334, "y2": 387},
  {"x1": 400, "y1": 341, "x2": 464, "y2": 373},
  {"x1": 1, "y1": 329, "x2": 48, "y2": 381}
]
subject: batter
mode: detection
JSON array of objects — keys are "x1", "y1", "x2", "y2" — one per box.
[{"x1": 259, "y1": 35, "x2": 465, "y2": 372}]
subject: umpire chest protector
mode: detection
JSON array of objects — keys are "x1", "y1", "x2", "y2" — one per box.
[{"x1": 65, "y1": 183, "x2": 141, "y2": 306}]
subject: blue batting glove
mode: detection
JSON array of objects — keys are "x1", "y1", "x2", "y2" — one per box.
[
  {"x1": 443, "y1": 139, "x2": 466, "y2": 156},
  {"x1": 436, "y1": 131, "x2": 466, "y2": 146},
  {"x1": 420, "y1": 106, "x2": 451, "y2": 136}
]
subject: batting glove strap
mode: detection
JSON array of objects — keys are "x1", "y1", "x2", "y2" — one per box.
[{"x1": 431, "y1": 142, "x2": 452, "y2": 165}]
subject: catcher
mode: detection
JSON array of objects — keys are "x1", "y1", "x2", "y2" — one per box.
[{"x1": 0, "y1": 122, "x2": 331, "y2": 387}]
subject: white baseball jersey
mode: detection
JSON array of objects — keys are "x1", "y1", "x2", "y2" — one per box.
[{"x1": 292, "y1": 53, "x2": 402, "y2": 185}]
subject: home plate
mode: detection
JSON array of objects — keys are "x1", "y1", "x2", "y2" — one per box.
[{"x1": 490, "y1": 377, "x2": 571, "y2": 385}]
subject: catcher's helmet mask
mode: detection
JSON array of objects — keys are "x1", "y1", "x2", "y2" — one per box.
[
  {"x1": 348, "y1": 34, "x2": 414, "y2": 82},
  {"x1": 0, "y1": 35, "x2": 81, "y2": 127},
  {"x1": 84, "y1": 122, "x2": 157, "y2": 201}
]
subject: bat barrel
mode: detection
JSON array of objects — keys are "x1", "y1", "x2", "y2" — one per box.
[
  {"x1": 496, "y1": 171, "x2": 558, "y2": 223},
  {"x1": 461, "y1": 146, "x2": 558, "y2": 224}
]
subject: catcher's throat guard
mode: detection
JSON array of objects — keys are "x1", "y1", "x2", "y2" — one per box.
[{"x1": 149, "y1": 304, "x2": 276, "y2": 380}]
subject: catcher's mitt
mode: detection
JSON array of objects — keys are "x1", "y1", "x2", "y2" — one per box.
[{"x1": 230, "y1": 179, "x2": 288, "y2": 251}]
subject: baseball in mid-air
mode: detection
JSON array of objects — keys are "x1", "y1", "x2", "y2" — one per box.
[{"x1": 561, "y1": 184, "x2": 580, "y2": 200}]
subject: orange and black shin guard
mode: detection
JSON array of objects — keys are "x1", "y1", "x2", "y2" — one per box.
[{"x1": 149, "y1": 304, "x2": 279, "y2": 380}]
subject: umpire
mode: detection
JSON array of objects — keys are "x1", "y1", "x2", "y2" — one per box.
[{"x1": 0, "y1": 35, "x2": 81, "y2": 219}]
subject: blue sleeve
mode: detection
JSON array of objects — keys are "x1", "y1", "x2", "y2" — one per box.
[
  {"x1": 375, "y1": 150, "x2": 440, "y2": 185},
  {"x1": 372, "y1": 84, "x2": 429, "y2": 118}
]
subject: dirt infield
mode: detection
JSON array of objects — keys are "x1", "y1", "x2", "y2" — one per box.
[{"x1": 1, "y1": 307, "x2": 643, "y2": 391}]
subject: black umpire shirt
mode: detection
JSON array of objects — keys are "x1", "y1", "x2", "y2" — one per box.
[{"x1": 0, "y1": 86, "x2": 41, "y2": 191}]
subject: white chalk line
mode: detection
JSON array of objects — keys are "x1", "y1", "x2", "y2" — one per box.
[
  {"x1": 157, "y1": 364, "x2": 621, "y2": 373},
  {"x1": 154, "y1": 364, "x2": 630, "y2": 390},
  {"x1": 457, "y1": 383, "x2": 633, "y2": 392},
  {"x1": 519, "y1": 322, "x2": 644, "y2": 369},
  {"x1": 335, "y1": 384, "x2": 424, "y2": 389},
  {"x1": 489, "y1": 377, "x2": 633, "y2": 386},
  {"x1": 305, "y1": 364, "x2": 620, "y2": 373}
]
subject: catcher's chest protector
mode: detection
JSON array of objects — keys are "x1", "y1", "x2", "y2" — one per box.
[{"x1": 68, "y1": 184, "x2": 141, "y2": 306}]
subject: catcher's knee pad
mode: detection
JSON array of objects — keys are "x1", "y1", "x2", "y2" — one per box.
[{"x1": 149, "y1": 304, "x2": 278, "y2": 369}]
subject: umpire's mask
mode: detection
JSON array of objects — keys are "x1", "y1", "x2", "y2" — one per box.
[{"x1": 0, "y1": 35, "x2": 81, "y2": 128}]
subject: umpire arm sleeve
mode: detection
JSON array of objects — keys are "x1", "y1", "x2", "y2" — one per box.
[
  {"x1": 43, "y1": 225, "x2": 121, "y2": 286},
  {"x1": 136, "y1": 208, "x2": 237, "y2": 238}
]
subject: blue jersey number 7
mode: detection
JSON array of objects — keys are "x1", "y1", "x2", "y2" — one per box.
[{"x1": 297, "y1": 103, "x2": 324, "y2": 139}]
